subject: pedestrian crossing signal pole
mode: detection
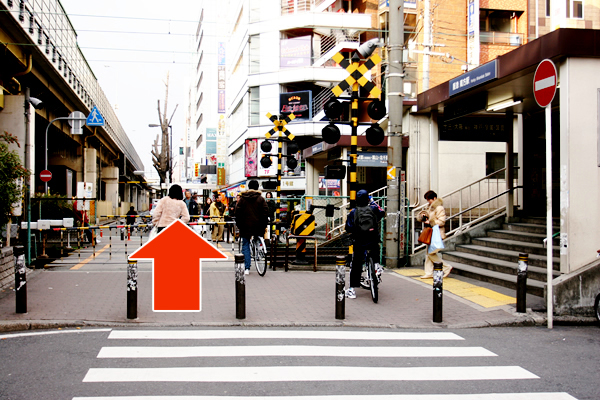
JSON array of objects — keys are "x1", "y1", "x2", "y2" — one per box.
[
  {"x1": 263, "y1": 113, "x2": 296, "y2": 238},
  {"x1": 326, "y1": 42, "x2": 383, "y2": 209}
]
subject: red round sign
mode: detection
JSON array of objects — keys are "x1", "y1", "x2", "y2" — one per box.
[
  {"x1": 533, "y1": 59, "x2": 557, "y2": 108},
  {"x1": 40, "y1": 170, "x2": 52, "y2": 182}
]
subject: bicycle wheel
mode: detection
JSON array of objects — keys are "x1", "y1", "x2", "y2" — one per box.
[
  {"x1": 253, "y1": 238, "x2": 267, "y2": 276},
  {"x1": 366, "y1": 256, "x2": 378, "y2": 303}
]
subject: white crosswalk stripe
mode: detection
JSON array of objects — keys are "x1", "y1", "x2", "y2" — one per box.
[
  {"x1": 97, "y1": 345, "x2": 497, "y2": 358},
  {"x1": 75, "y1": 329, "x2": 578, "y2": 400}
]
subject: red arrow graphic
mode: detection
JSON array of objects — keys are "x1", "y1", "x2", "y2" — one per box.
[{"x1": 129, "y1": 220, "x2": 227, "y2": 312}]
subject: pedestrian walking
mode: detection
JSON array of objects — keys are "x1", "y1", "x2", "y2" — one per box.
[
  {"x1": 235, "y1": 180, "x2": 269, "y2": 274},
  {"x1": 151, "y1": 184, "x2": 190, "y2": 233},
  {"x1": 344, "y1": 189, "x2": 384, "y2": 299},
  {"x1": 209, "y1": 193, "x2": 226, "y2": 242},
  {"x1": 265, "y1": 191, "x2": 277, "y2": 223},
  {"x1": 416, "y1": 190, "x2": 452, "y2": 279},
  {"x1": 188, "y1": 193, "x2": 199, "y2": 222},
  {"x1": 202, "y1": 197, "x2": 213, "y2": 236}
]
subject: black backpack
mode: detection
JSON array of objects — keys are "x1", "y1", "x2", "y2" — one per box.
[{"x1": 354, "y1": 205, "x2": 377, "y2": 236}]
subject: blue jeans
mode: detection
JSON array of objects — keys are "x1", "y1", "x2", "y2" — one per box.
[{"x1": 242, "y1": 236, "x2": 251, "y2": 270}]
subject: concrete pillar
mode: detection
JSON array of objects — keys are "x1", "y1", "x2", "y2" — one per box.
[
  {"x1": 2, "y1": 95, "x2": 35, "y2": 192},
  {"x1": 102, "y1": 167, "x2": 119, "y2": 215},
  {"x1": 429, "y1": 111, "x2": 439, "y2": 192}
]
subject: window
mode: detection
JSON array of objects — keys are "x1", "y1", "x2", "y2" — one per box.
[
  {"x1": 196, "y1": 113, "x2": 203, "y2": 129},
  {"x1": 546, "y1": 0, "x2": 551, "y2": 17},
  {"x1": 249, "y1": 35, "x2": 260, "y2": 74},
  {"x1": 249, "y1": 0, "x2": 260, "y2": 22},
  {"x1": 249, "y1": 87, "x2": 260, "y2": 126},
  {"x1": 479, "y1": 10, "x2": 522, "y2": 45},
  {"x1": 567, "y1": 0, "x2": 583, "y2": 18},
  {"x1": 486, "y1": 153, "x2": 518, "y2": 179}
]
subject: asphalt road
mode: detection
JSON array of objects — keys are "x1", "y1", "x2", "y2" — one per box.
[{"x1": 1, "y1": 326, "x2": 597, "y2": 399}]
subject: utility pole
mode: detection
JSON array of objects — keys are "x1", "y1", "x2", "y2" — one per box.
[{"x1": 386, "y1": 0, "x2": 405, "y2": 268}]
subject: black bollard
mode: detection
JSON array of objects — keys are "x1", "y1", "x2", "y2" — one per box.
[
  {"x1": 234, "y1": 254, "x2": 245, "y2": 319},
  {"x1": 14, "y1": 246, "x2": 27, "y2": 314},
  {"x1": 517, "y1": 253, "x2": 528, "y2": 313},
  {"x1": 433, "y1": 262, "x2": 443, "y2": 323},
  {"x1": 127, "y1": 260, "x2": 138, "y2": 319},
  {"x1": 335, "y1": 255, "x2": 346, "y2": 320}
]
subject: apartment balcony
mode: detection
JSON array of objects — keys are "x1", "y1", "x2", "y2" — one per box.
[
  {"x1": 275, "y1": 0, "x2": 372, "y2": 32},
  {"x1": 480, "y1": 31, "x2": 523, "y2": 46}
]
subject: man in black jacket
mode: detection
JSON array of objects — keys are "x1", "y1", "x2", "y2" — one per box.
[{"x1": 235, "y1": 180, "x2": 269, "y2": 274}]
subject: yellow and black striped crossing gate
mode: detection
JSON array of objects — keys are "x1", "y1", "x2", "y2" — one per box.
[
  {"x1": 291, "y1": 211, "x2": 315, "y2": 256},
  {"x1": 330, "y1": 52, "x2": 382, "y2": 98}
]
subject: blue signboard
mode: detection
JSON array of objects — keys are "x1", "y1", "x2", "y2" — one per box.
[
  {"x1": 357, "y1": 152, "x2": 387, "y2": 167},
  {"x1": 449, "y1": 60, "x2": 497, "y2": 96},
  {"x1": 86, "y1": 106, "x2": 105, "y2": 127}
]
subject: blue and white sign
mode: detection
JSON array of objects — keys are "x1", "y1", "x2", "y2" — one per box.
[
  {"x1": 449, "y1": 60, "x2": 497, "y2": 96},
  {"x1": 86, "y1": 106, "x2": 105, "y2": 127}
]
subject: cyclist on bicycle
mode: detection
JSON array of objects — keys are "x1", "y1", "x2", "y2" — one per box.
[
  {"x1": 234, "y1": 179, "x2": 269, "y2": 275},
  {"x1": 344, "y1": 189, "x2": 385, "y2": 299}
]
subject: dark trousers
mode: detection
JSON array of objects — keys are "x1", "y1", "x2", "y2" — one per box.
[{"x1": 350, "y1": 241, "x2": 380, "y2": 288}]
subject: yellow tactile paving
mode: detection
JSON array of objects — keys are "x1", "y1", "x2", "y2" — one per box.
[{"x1": 394, "y1": 268, "x2": 515, "y2": 308}]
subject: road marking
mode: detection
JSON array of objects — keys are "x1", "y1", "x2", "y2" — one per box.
[
  {"x1": 97, "y1": 345, "x2": 496, "y2": 358},
  {"x1": 71, "y1": 244, "x2": 111, "y2": 270},
  {"x1": 0, "y1": 328, "x2": 111, "y2": 340},
  {"x1": 82, "y1": 365, "x2": 538, "y2": 382},
  {"x1": 72, "y1": 394, "x2": 579, "y2": 400},
  {"x1": 394, "y1": 269, "x2": 515, "y2": 307},
  {"x1": 107, "y1": 330, "x2": 464, "y2": 341}
]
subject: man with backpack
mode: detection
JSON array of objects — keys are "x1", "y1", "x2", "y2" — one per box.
[{"x1": 344, "y1": 189, "x2": 385, "y2": 299}]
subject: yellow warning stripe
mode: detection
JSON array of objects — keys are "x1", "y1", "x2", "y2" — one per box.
[
  {"x1": 70, "y1": 244, "x2": 110, "y2": 270},
  {"x1": 394, "y1": 268, "x2": 516, "y2": 308}
]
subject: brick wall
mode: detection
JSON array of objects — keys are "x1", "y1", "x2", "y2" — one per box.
[{"x1": 0, "y1": 247, "x2": 15, "y2": 291}]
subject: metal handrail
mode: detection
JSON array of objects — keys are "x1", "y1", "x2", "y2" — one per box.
[{"x1": 410, "y1": 167, "x2": 520, "y2": 254}]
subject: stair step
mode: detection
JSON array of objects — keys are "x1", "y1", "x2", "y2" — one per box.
[
  {"x1": 520, "y1": 217, "x2": 560, "y2": 227},
  {"x1": 448, "y1": 260, "x2": 546, "y2": 297},
  {"x1": 488, "y1": 229, "x2": 558, "y2": 244},
  {"x1": 444, "y1": 251, "x2": 560, "y2": 282},
  {"x1": 472, "y1": 237, "x2": 559, "y2": 257},
  {"x1": 455, "y1": 244, "x2": 560, "y2": 269},
  {"x1": 503, "y1": 222, "x2": 560, "y2": 235}
]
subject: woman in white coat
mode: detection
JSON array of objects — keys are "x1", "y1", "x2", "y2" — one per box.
[{"x1": 416, "y1": 190, "x2": 452, "y2": 279}]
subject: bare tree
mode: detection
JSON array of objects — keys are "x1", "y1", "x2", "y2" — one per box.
[{"x1": 151, "y1": 74, "x2": 178, "y2": 189}]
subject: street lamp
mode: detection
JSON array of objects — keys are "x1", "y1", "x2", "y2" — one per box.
[{"x1": 149, "y1": 123, "x2": 172, "y2": 186}]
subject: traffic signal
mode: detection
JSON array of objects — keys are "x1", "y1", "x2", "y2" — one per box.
[
  {"x1": 260, "y1": 155, "x2": 272, "y2": 168},
  {"x1": 261, "y1": 140, "x2": 272, "y2": 152},
  {"x1": 286, "y1": 157, "x2": 298, "y2": 170},
  {"x1": 323, "y1": 99, "x2": 343, "y2": 119},
  {"x1": 322, "y1": 123, "x2": 341, "y2": 144},
  {"x1": 365, "y1": 123, "x2": 385, "y2": 145},
  {"x1": 325, "y1": 165, "x2": 346, "y2": 179},
  {"x1": 367, "y1": 100, "x2": 386, "y2": 120}
]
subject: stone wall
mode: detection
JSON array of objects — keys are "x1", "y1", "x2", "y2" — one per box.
[{"x1": 0, "y1": 247, "x2": 15, "y2": 291}]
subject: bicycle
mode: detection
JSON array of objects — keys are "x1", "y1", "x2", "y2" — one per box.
[
  {"x1": 357, "y1": 248, "x2": 380, "y2": 303},
  {"x1": 238, "y1": 235, "x2": 267, "y2": 276}
]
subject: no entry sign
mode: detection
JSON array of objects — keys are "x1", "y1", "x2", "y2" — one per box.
[
  {"x1": 533, "y1": 59, "x2": 557, "y2": 108},
  {"x1": 40, "y1": 170, "x2": 52, "y2": 182}
]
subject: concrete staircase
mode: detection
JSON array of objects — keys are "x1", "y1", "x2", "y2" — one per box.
[{"x1": 443, "y1": 218, "x2": 560, "y2": 297}]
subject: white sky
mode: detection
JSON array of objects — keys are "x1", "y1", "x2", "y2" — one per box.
[{"x1": 59, "y1": 0, "x2": 201, "y2": 177}]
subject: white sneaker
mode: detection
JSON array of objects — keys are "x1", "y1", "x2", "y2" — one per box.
[
  {"x1": 345, "y1": 287, "x2": 356, "y2": 299},
  {"x1": 375, "y1": 263, "x2": 383, "y2": 281},
  {"x1": 244, "y1": 269, "x2": 249, "y2": 275}
]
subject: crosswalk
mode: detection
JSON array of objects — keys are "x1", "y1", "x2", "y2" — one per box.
[{"x1": 73, "y1": 329, "x2": 578, "y2": 400}]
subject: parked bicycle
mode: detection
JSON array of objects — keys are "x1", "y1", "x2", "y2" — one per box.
[{"x1": 238, "y1": 235, "x2": 267, "y2": 276}]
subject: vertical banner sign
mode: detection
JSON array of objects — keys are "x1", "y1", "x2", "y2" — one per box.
[
  {"x1": 218, "y1": 43, "x2": 226, "y2": 114},
  {"x1": 467, "y1": 0, "x2": 480, "y2": 68},
  {"x1": 245, "y1": 139, "x2": 258, "y2": 177}
]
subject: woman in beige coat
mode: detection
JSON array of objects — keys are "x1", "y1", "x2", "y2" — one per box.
[
  {"x1": 416, "y1": 190, "x2": 452, "y2": 278},
  {"x1": 152, "y1": 184, "x2": 190, "y2": 233}
]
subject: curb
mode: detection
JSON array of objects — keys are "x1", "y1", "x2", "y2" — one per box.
[{"x1": 3, "y1": 313, "x2": 595, "y2": 334}]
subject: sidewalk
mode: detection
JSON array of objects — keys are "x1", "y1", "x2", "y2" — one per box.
[{"x1": 0, "y1": 240, "x2": 551, "y2": 332}]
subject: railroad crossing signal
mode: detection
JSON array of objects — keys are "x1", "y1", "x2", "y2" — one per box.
[
  {"x1": 266, "y1": 113, "x2": 296, "y2": 140},
  {"x1": 331, "y1": 52, "x2": 382, "y2": 98}
]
